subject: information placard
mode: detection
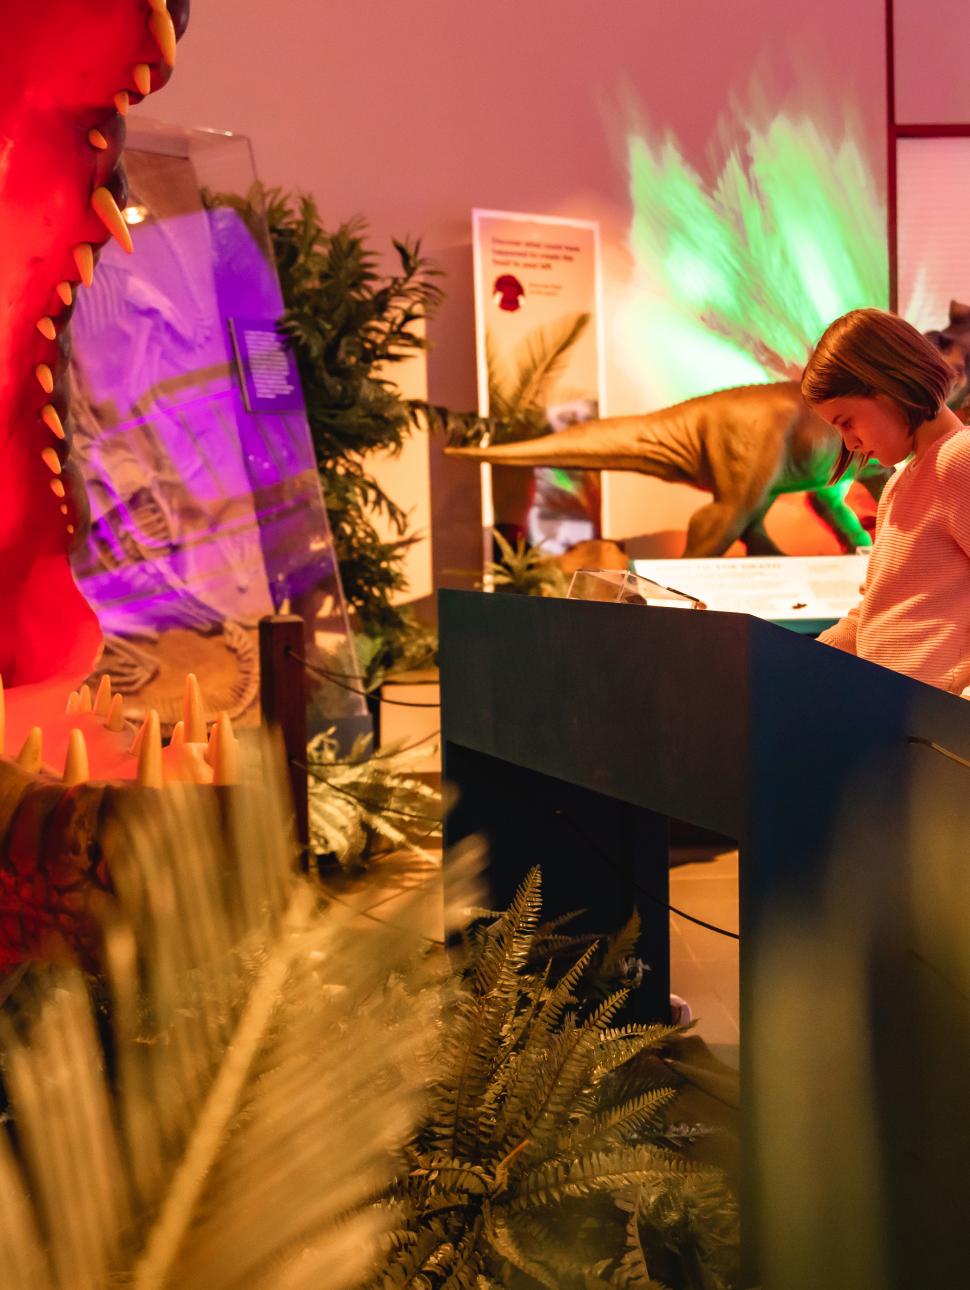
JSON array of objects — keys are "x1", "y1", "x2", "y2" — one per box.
[
  {"x1": 631, "y1": 555, "x2": 870, "y2": 630},
  {"x1": 471, "y1": 209, "x2": 605, "y2": 557},
  {"x1": 229, "y1": 317, "x2": 303, "y2": 414}
]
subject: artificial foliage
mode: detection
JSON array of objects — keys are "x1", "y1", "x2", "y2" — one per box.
[
  {"x1": 0, "y1": 746, "x2": 449, "y2": 1290},
  {"x1": 371, "y1": 868, "x2": 739, "y2": 1289},
  {"x1": 306, "y1": 727, "x2": 441, "y2": 870},
  {"x1": 485, "y1": 528, "x2": 569, "y2": 598},
  {"x1": 257, "y1": 187, "x2": 442, "y2": 682}
]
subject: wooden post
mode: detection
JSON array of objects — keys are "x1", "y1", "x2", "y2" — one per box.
[{"x1": 259, "y1": 614, "x2": 309, "y2": 858}]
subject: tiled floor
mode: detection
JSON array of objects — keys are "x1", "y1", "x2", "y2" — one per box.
[{"x1": 670, "y1": 848, "x2": 740, "y2": 1069}]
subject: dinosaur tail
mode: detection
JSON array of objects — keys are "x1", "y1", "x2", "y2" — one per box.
[{"x1": 446, "y1": 415, "x2": 664, "y2": 473}]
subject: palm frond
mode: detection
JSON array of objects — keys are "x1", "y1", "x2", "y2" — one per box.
[
  {"x1": 505, "y1": 312, "x2": 591, "y2": 419},
  {"x1": 0, "y1": 739, "x2": 457, "y2": 1290}
]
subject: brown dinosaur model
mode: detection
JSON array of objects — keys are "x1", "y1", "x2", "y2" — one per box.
[
  {"x1": 449, "y1": 380, "x2": 888, "y2": 557},
  {"x1": 926, "y1": 300, "x2": 970, "y2": 417}
]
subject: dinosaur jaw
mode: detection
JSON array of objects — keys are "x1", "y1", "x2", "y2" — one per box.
[{"x1": 0, "y1": 0, "x2": 189, "y2": 771}]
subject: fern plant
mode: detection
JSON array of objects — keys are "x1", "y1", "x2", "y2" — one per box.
[
  {"x1": 307, "y1": 727, "x2": 441, "y2": 870},
  {"x1": 485, "y1": 528, "x2": 569, "y2": 598},
  {"x1": 370, "y1": 869, "x2": 739, "y2": 1289}
]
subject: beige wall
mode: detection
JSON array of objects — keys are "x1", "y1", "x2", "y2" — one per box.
[{"x1": 146, "y1": 0, "x2": 889, "y2": 586}]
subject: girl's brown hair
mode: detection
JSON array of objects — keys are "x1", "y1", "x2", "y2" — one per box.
[{"x1": 802, "y1": 308, "x2": 954, "y2": 481}]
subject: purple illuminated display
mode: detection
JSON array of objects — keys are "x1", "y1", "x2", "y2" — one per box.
[{"x1": 68, "y1": 148, "x2": 362, "y2": 731}]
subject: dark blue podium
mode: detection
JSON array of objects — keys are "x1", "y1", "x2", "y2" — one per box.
[{"x1": 439, "y1": 589, "x2": 970, "y2": 1287}]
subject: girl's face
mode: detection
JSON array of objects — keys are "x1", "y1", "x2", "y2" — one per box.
[{"x1": 813, "y1": 394, "x2": 913, "y2": 467}]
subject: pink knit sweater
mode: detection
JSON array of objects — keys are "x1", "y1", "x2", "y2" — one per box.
[{"x1": 817, "y1": 425, "x2": 970, "y2": 693}]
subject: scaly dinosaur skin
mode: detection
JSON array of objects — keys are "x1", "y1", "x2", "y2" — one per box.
[
  {"x1": 0, "y1": 0, "x2": 188, "y2": 764},
  {"x1": 0, "y1": 0, "x2": 191, "y2": 968},
  {"x1": 449, "y1": 381, "x2": 889, "y2": 557}
]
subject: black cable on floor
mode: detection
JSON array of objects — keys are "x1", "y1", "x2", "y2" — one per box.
[{"x1": 552, "y1": 808, "x2": 740, "y2": 942}]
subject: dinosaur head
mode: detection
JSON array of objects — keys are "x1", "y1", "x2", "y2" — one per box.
[
  {"x1": 924, "y1": 301, "x2": 970, "y2": 414},
  {"x1": 0, "y1": 0, "x2": 189, "y2": 764}
]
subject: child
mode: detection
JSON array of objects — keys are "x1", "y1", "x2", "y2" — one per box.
[{"x1": 802, "y1": 308, "x2": 970, "y2": 694}]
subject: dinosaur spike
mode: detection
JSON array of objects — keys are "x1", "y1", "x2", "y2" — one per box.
[
  {"x1": 136, "y1": 710, "x2": 163, "y2": 787},
  {"x1": 212, "y1": 713, "x2": 239, "y2": 785},
  {"x1": 88, "y1": 128, "x2": 109, "y2": 151},
  {"x1": 59, "y1": 504, "x2": 68, "y2": 515},
  {"x1": 91, "y1": 187, "x2": 134, "y2": 254},
  {"x1": 113, "y1": 91, "x2": 130, "y2": 116},
  {"x1": 148, "y1": 6, "x2": 178, "y2": 66},
  {"x1": 35, "y1": 364, "x2": 54, "y2": 394},
  {"x1": 169, "y1": 719, "x2": 185, "y2": 749},
  {"x1": 41, "y1": 405, "x2": 65, "y2": 439},
  {"x1": 36, "y1": 317, "x2": 56, "y2": 341},
  {"x1": 106, "y1": 693, "x2": 125, "y2": 732},
  {"x1": 66, "y1": 524, "x2": 75, "y2": 535},
  {"x1": 204, "y1": 714, "x2": 220, "y2": 766},
  {"x1": 129, "y1": 715, "x2": 146, "y2": 758},
  {"x1": 73, "y1": 243, "x2": 95, "y2": 287},
  {"x1": 78, "y1": 683, "x2": 92, "y2": 713},
  {"x1": 183, "y1": 672, "x2": 205, "y2": 743},
  {"x1": 148, "y1": 0, "x2": 168, "y2": 9},
  {"x1": 56, "y1": 281, "x2": 73, "y2": 307},
  {"x1": 16, "y1": 728, "x2": 42, "y2": 773},
  {"x1": 132, "y1": 63, "x2": 151, "y2": 95},
  {"x1": 93, "y1": 674, "x2": 112, "y2": 717},
  {"x1": 176, "y1": 742, "x2": 212, "y2": 785},
  {"x1": 40, "y1": 447, "x2": 62, "y2": 476},
  {"x1": 50, "y1": 479, "x2": 66, "y2": 498},
  {"x1": 66, "y1": 690, "x2": 80, "y2": 714},
  {"x1": 63, "y1": 729, "x2": 90, "y2": 786}
]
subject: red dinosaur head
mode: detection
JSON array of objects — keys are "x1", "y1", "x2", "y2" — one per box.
[{"x1": 0, "y1": 0, "x2": 189, "y2": 768}]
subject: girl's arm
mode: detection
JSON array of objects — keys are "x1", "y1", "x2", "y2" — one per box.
[
  {"x1": 817, "y1": 606, "x2": 860, "y2": 654},
  {"x1": 816, "y1": 466, "x2": 899, "y2": 656}
]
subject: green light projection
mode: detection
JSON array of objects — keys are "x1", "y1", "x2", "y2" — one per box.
[{"x1": 615, "y1": 111, "x2": 891, "y2": 405}]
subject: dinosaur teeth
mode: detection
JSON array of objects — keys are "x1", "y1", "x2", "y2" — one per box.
[
  {"x1": 66, "y1": 690, "x2": 80, "y2": 714},
  {"x1": 73, "y1": 243, "x2": 95, "y2": 287},
  {"x1": 40, "y1": 447, "x2": 62, "y2": 476},
  {"x1": 35, "y1": 364, "x2": 54, "y2": 394},
  {"x1": 212, "y1": 713, "x2": 239, "y2": 785},
  {"x1": 91, "y1": 187, "x2": 134, "y2": 254},
  {"x1": 133, "y1": 62, "x2": 151, "y2": 95},
  {"x1": 16, "y1": 728, "x2": 42, "y2": 773},
  {"x1": 106, "y1": 693, "x2": 125, "y2": 732},
  {"x1": 41, "y1": 405, "x2": 65, "y2": 439},
  {"x1": 136, "y1": 709, "x2": 164, "y2": 787},
  {"x1": 93, "y1": 674, "x2": 112, "y2": 716},
  {"x1": 59, "y1": 503, "x2": 68, "y2": 515},
  {"x1": 63, "y1": 729, "x2": 90, "y2": 785},
  {"x1": 183, "y1": 672, "x2": 206, "y2": 742},
  {"x1": 56, "y1": 281, "x2": 73, "y2": 307},
  {"x1": 148, "y1": 6, "x2": 178, "y2": 66},
  {"x1": 88, "y1": 128, "x2": 109, "y2": 151},
  {"x1": 169, "y1": 719, "x2": 185, "y2": 749},
  {"x1": 50, "y1": 479, "x2": 66, "y2": 498},
  {"x1": 36, "y1": 317, "x2": 56, "y2": 341},
  {"x1": 114, "y1": 91, "x2": 130, "y2": 116},
  {"x1": 78, "y1": 683, "x2": 93, "y2": 713},
  {"x1": 66, "y1": 524, "x2": 75, "y2": 535}
]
